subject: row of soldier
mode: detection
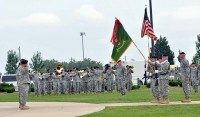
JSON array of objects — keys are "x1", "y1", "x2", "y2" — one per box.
[
  {"x1": 30, "y1": 62, "x2": 133, "y2": 96},
  {"x1": 147, "y1": 52, "x2": 199, "y2": 104}
]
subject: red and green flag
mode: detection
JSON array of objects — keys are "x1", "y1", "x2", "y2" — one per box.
[{"x1": 110, "y1": 19, "x2": 133, "y2": 62}]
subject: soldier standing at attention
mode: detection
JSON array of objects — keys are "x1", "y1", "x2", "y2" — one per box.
[
  {"x1": 43, "y1": 69, "x2": 53, "y2": 95},
  {"x1": 190, "y1": 63, "x2": 199, "y2": 93},
  {"x1": 115, "y1": 60, "x2": 126, "y2": 96},
  {"x1": 16, "y1": 59, "x2": 30, "y2": 110},
  {"x1": 148, "y1": 56, "x2": 161, "y2": 103},
  {"x1": 125, "y1": 65, "x2": 133, "y2": 91},
  {"x1": 31, "y1": 70, "x2": 40, "y2": 96},
  {"x1": 105, "y1": 64, "x2": 115, "y2": 93},
  {"x1": 178, "y1": 52, "x2": 191, "y2": 103},
  {"x1": 40, "y1": 73, "x2": 46, "y2": 95},
  {"x1": 158, "y1": 55, "x2": 170, "y2": 104}
]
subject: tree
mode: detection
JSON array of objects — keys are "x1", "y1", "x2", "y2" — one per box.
[
  {"x1": 43, "y1": 59, "x2": 59, "y2": 72},
  {"x1": 30, "y1": 51, "x2": 45, "y2": 72},
  {"x1": 154, "y1": 36, "x2": 175, "y2": 65},
  {"x1": 193, "y1": 34, "x2": 200, "y2": 65},
  {"x1": 5, "y1": 50, "x2": 19, "y2": 74}
]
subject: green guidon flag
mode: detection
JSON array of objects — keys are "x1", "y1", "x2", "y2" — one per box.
[{"x1": 110, "y1": 19, "x2": 133, "y2": 62}]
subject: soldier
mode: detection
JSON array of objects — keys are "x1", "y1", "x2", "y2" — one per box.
[
  {"x1": 158, "y1": 55, "x2": 170, "y2": 104},
  {"x1": 105, "y1": 64, "x2": 115, "y2": 93},
  {"x1": 70, "y1": 67, "x2": 81, "y2": 94},
  {"x1": 60, "y1": 70, "x2": 67, "y2": 94},
  {"x1": 148, "y1": 56, "x2": 161, "y2": 103},
  {"x1": 31, "y1": 70, "x2": 40, "y2": 96},
  {"x1": 190, "y1": 63, "x2": 199, "y2": 93},
  {"x1": 16, "y1": 59, "x2": 30, "y2": 110},
  {"x1": 81, "y1": 69, "x2": 90, "y2": 93},
  {"x1": 39, "y1": 73, "x2": 46, "y2": 95},
  {"x1": 53, "y1": 71, "x2": 61, "y2": 95},
  {"x1": 94, "y1": 66, "x2": 102, "y2": 93},
  {"x1": 125, "y1": 65, "x2": 133, "y2": 91},
  {"x1": 43, "y1": 69, "x2": 53, "y2": 95},
  {"x1": 88, "y1": 67, "x2": 95, "y2": 93},
  {"x1": 65, "y1": 70, "x2": 71, "y2": 94},
  {"x1": 115, "y1": 60, "x2": 126, "y2": 96},
  {"x1": 178, "y1": 52, "x2": 191, "y2": 103}
]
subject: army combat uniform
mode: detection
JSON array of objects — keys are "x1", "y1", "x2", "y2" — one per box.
[
  {"x1": 125, "y1": 69, "x2": 133, "y2": 91},
  {"x1": 190, "y1": 67, "x2": 199, "y2": 93},
  {"x1": 115, "y1": 65, "x2": 126, "y2": 96},
  {"x1": 43, "y1": 73, "x2": 53, "y2": 95},
  {"x1": 106, "y1": 69, "x2": 115, "y2": 93},
  {"x1": 39, "y1": 74, "x2": 46, "y2": 95},
  {"x1": 16, "y1": 66, "x2": 30, "y2": 109},
  {"x1": 31, "y1": 72, "x2": 40, "y2": 96},
  {"x1": 53, "y1": 74, "x2": 61, "y2": 95},
  {"x1": 178, "y1": 58, "x2": 191, "y2": 102}
]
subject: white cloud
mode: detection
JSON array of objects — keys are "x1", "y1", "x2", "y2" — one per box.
[
  {"x1": 22, "y1": 13, "x2": 61, "y2": 24},
  {"x1": 160, "y1": 6, "x2": 200, "y2": 20},
  {"x1": 76, "y1": 4, "x2": 104, "y2": 21}
]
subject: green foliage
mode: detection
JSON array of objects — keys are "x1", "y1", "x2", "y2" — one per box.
[
  {"x1": 43, "y1": 58, "x2": 103, "y2": 71},
  {"x1": 154, "y1": 36, "x2": 175, "y2": 65},
  {"x1": 131, "y1": 85, "x2": 140, "y2": 90},
  {"x1": 30, "y1": 51, "x2": 45, "y2": 72},
  {"x1": 146, "y1": 83, "x2": 151, "y2": 88},
  {"x1": 30, "y1": 83, "x2": 34, "y2": 92},
  {"x1": 169, "y1": 80, "x2": 182, "y2": 87},
  {"x1": 5, "y1": 50, "x2": 19, "y2": 74},
  {"x1": 193, "y1": 35, "x2": 200, "y2": 65},
  {"x1": 0, "y1": 83, "x2": 15, "y2": 93}
]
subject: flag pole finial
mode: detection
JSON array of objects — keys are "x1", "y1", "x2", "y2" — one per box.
[
  {"x1": 145, "y1": 4, "x2": 147, "y2": 8},
  {"x1": 115, "y1": 17, "x2": 118, "y2": 20}
]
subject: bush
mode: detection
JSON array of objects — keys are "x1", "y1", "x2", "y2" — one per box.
[
  {"x1": 132, "y1": 85, "x2": 140, "y2": 90},
  {"x1": 30, "y1": 83, "x2": 34, "y2": 92},
  {"x1": 146, "y1": 83, "x2": 151, "y2": 88},
  {"x1": 0, "y1": 83, "x2": 15, "y2": 93},
  {"x1": 5, "y1": 87, "x2": 15, "y2": 93},
  {"x1": 169, "y1": 80, "x2": 180, "y2": 87}
]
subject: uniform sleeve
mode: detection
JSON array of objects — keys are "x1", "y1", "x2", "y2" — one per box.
[
  {"x1": 20, "y1": 66, "x2": 29, "y2": 75},
  {"x1": 184, "y1": 60, "x2": 190, "y2": 78},
  {"x1": 160, "y1": 62, "x2": 170, "y2": 74}
]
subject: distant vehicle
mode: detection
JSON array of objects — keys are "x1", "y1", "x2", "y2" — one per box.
[
  {"x1": 109, "y1": 60, "x2": 145, "y2": 85},
  {"x1": 0, "y1": 74, "x2": 18, "y2": 91}
]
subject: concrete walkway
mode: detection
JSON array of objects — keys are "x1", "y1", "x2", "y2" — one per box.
[{"x1": 1, "y1": 101, "x2": 200, "y2": 117}]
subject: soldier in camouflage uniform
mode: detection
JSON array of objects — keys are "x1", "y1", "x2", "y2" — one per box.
[
  {"x1": 70, "y1": 67, "x2": 81, "y2": 94},
  {"x1": 16, "y1": 59, "x2": 30, "y2": 110},
  {"x1": 81, "y1": 69, "x2": 90, "y2": 93},
  {"x1": 53, "y1": 72, "x2": 61, "y2": 95},
  {"x1": 40, "y1": 73, "x2": 46, "y2": 95},
  {"x1": 31, "y1": 70, "x2": 40, "y2": 96},
  {"x1": 125, "y1": 65, "x2": 133, "y2": 91},
  {"x1": 105, "y1": 64, "x2": 115, "y2": 93},
  {"x1": 60, "y1": 71, "x2": 68, "y2": 94},
  {"x1": 148, "y1": 56, "x2": 161, "y2": 103},
  {"x1": 43, "y1": 69, "x2": 53, "y2": 95},
  {"x1": 158, "y1": 55, "x2": 170, "y2": 104},
  {"x1": 178, "y1": 52, "x2": 191, "y2": 103},
  {"x1": 115, "y1": 60, "x2": 126, "y2": 96},
  {"x1": 190, "y1": 63, "x2": 199, "y2": 93},
  {"x1": 94, "y1": 66, "x2": 102, "y2": 93}
]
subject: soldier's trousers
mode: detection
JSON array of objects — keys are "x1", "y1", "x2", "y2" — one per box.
[
  {"x1": 60, "y1": 81, "x2": 67, "y2": 94},
  {"x1": 126, "y1": 79, "x2": 133, "y2": 91},
  {"x1": 95, "y1": 79, "x2": 101, "y2": 92},
  {"x1": 18, "y1": 83, "x2": 29, "y2": 106},
  {"x1": 90, "y1": 79, "x2": 95, "y2": 92},
  {"x1": 159, "y1": 78, "x2": 168, "y2": 99},
  {"x1": 33, "y1": 82, "x2": 40, "y2": 96},
  {"x1": 181, "y1": 79, "x2": 190, "y2": 99},
  {"x1": 46, "y1": 82, "x2": 52, "y2": 95},
  {"x1": 73, "y1": 81, "x2": 80, "y2": 93},
  {"x1": 106, "y1": 79, "x2": 114, "y2": 92},
  {"x1": 151, "y1": 78, "x2": 161, "y2": 99},
  {"x1": 40, "y1": 82, "x2": 46, "y2": 95},
  {"x1": 53, "y1": 81, "x2": 60, "y2": 95},
  {"x1": 82, "y1": 81, "x2": 89, "y2": 93},
  {"x1": 117, "y1": 78, "x2": 126, "y2": 95},
  {"x1": 66, "y1": 80, "x2": 71, "y2": 93},
  {"x1": 192, "y1": 80, "x2": 199, "y2": 93}
]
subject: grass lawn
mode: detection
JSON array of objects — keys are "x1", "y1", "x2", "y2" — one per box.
[
  {"x1": 0, "y1": 86, "x2": 199, "y2": 103},
  {"x1": 82, "y1": 105, "x2": 200, "y2": 117}
]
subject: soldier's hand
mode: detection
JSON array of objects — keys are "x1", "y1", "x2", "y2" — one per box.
[{"x1": 185, "y1": 77, "x2": 189, "y2": 81}]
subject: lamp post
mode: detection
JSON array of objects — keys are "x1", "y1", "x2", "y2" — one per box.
[{"x1": 80, "y1": 32, "x2": 86, "y2": 61}]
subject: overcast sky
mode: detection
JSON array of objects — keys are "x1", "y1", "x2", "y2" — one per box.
[{"x1": 0, "y1": 0, "x2": 200, "y2": 73}]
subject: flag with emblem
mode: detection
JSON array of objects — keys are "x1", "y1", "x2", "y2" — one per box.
[
  {"x1": 110, "y1": 19, "x2": 133, "y2": 62},
  {"x1": 141, "y1": 8, "x2": 157, "y2": 41}
]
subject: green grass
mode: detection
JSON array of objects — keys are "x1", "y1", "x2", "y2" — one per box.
[
  {"x1": 0, "y1": 86, "x2": 199, "y2": 103},
  {"x1": 82, "y1": 105, "x2": 200, "y2": 117}
]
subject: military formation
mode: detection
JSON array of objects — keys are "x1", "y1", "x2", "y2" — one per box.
[
  {"x1": 147, "y1": 52, "x2": 199, "y2": 104},
  {"x1": 28, "y1": 60, "x2": 134, "y2": 97}
]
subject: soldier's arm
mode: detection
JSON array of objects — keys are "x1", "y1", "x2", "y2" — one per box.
[
  {"x1": 159, "y1": 63, "x2": 170, "y2": 74},
  {"x1": 20, "y1": 66, "x2": 29, "y2": 75},
  {"x1": 184, "y1": 60, "x2": 190, "y2": 78}
]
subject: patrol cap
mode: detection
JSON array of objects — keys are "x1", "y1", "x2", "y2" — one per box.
[
  {"x1": 151, "y1": 56, "x2": 157, "y2": 58},
  {"x1": 158, "y1": 56, "x2": 162, "y2": 59},
  {"x1": 20, "y1": 59, "x2": 28, "y2": 64},
  {"x1": 192, "y1": 62, "x2": 196, "y2": 64},
  {"x1": 162, "y1": 54, "x2": 168, "y2": 57},
  {"x1": 117, "y1": 60, "x2": 122, "y2": 63},
  {"x1": 180, "y1": 52, "x2": 186, "y2": 55}
]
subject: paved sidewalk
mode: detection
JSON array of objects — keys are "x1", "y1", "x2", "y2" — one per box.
[{"x1": 1, "y1": 101, "x2": 200, "y2": 117}]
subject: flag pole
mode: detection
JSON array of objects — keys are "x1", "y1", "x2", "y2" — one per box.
[
  {"x1": 132, "y1": 41, "x2": 146, "y2": 61},
  {"x1": 149, "y1": 0, "x2": 155, "y2": 56}
]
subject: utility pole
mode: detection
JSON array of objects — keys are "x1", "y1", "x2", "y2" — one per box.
[
  {"x1": 80, "y1": 32, "x2": 86, "y2": 61},
  {"x1": 149, "y1": 0, "x2": 155, "y2": 56},
  {"x1": 18, "y1": 46, "x2": 21, "y2": 60}
]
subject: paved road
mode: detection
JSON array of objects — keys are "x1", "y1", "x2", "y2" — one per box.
[{"x1": 1, "y1": 101, "x2": 200, "y2": 117}]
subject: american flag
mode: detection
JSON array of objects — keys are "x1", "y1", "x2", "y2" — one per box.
[{"x1": 141, "y1": 8, "x2": 157, "y2": 41}]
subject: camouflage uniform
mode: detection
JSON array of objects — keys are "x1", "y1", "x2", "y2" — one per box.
[
  {"x1": 158, "y1": 60, "x2": 170, "y2": 99},
  {"x1": 191, "y1": 67, "x2": 199, "y2": 93},
  {"x1": 16, "y1": 66, "x2": 30, "y2": 106},
  {"x1": 60, "y1": 73, "x2": 68, "y2": 94},
  {"x1": 125, "y1": 69, "x2": 133, "y2": 91},
  {"x1": 115, "y1": 65, "x2": 126, "y2": 96},
  {"x1": 53, "y1": 74, "x2": 61, "y2": 95},
  {"x1": 148, "y1": 62, "x2": 161, "y2": 100},
  {"x1": 31, "y1": 72, "x2": 40, "y2": 96},
  {"x1": 70, "y1": 71, "x2": 81, "y2": 94},
  {"x1": 43, "y1": 73, "x2": 53, "y2": 95},
  {"x1": 82, "y1": 74, "x2": 90, "y2": 93},
  {"x1": 94, "y1": 70, "x2": 102, "y2": 93},
  {"x1": 106, "y1": 70, "x2": 115, "y2": 92},
  {"x1": 178, "y1": 58, "x2": 191, "y2": 99},
  {"x1": 39, "y1": 74, "x2": 46, "y2": 95}
]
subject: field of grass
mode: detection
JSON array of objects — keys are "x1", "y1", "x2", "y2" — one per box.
[
  {"x1": 82, "y1": 105, "x2": 200, "y2": 117},
  {"x1": 0, "y1": 86, "x2": 199, "y2": 103}
]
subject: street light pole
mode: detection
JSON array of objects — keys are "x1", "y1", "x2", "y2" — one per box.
[{"x1": 80, "y1": 32, "x2": 86, "y2": 61}]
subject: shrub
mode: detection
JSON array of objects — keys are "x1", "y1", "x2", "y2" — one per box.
[
  {"x1": 5, "y1": 87, "x2": 15, "y2": 93},
  {"x1": 146, "y1": 83, "x2": 151, "y2": 88},
  {"x1": 30, "y1": 83, "x2": 34, "y2": 92},
  {"x1": 0, "y1": 83, "x2": 15, "y2": 93},
  {"x1": 169, "y1": 80, "x2": 180, "y2": 87},
  {"x1": 132, "y1": 85, "x2": 140, "y2": 90}
]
